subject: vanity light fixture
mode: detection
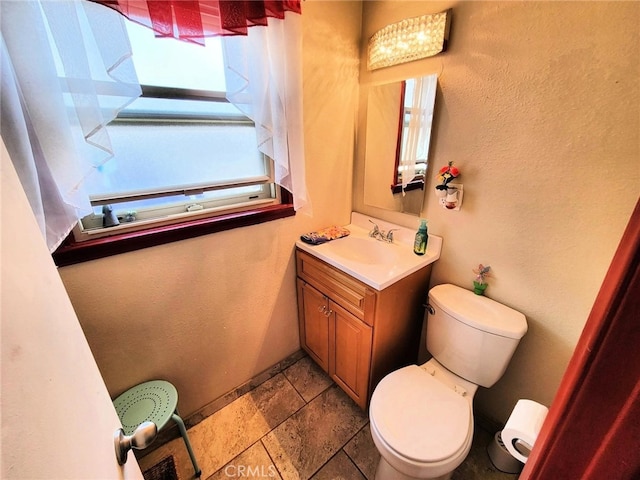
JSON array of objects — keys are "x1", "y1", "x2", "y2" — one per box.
[{"x1": 367, "y1": 10, "x2": 451, "y2": 71}]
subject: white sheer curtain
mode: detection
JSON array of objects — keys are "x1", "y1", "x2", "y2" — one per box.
[
  {"x1": 1, "y1": 0, "x2": 307, "y2": 253},
  {"x1": 222, "y1": 13, "x2": 309, "y2": 212},
  {"x1": 399, "y1": 76, "x2": 436, "y2": 193},
  {"x1": 0, "y1": 0, "x2": 140, "y2": 252}
]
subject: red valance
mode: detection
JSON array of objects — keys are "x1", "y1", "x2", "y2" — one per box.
[{"x1": 90, "y1": 0, "x2": 301, "y2": 44}]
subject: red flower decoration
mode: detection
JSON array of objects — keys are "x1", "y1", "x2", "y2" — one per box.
[{"x1": 436, "y1": 161, "x2": 460, "y2": 190}]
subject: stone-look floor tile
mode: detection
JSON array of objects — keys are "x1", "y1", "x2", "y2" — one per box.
[
  {"x1": 310, "y1": 450, "x2": 366, "y2": 480},
  {"x1": 451, "y1": 427, "x2": 521, "y2": 480},
  {"x1": 249, "y1": 350, "x2": 308, "y2": 391},
  {"x1": 262, "y1": 385, "x2": 368, "y2": 480},
  {"x1": 283, "y1": 356, "x2": 333, "y2": 403},
  {"x1": 206, "y1": 442, "x2": 282, "y2": 480},
  {"x1": 343, "y1": 424, "x2": 380, "y2": 480},
  {"x1": 187, "y1": 374, "x2": 304, "y2": 478},
  {"x1": 248, "y1": 373, "x2": 307, "y2": 429}
]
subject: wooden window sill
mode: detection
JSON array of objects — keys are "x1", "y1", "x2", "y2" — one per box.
[{"x1": 53, "y1": 202, "x2": 295, "y2": 267}]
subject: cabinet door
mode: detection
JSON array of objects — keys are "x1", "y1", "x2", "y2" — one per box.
[
  {"x1": 330, "y1": 301, "x2": 373, "y2": 409},
  {"x1": 298, "y1": 281, "x2": 330, "y2": 372}
]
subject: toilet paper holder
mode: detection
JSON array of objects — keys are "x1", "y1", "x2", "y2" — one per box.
[
  {"x1": 487, "y1": 431, "x2": 523, "y2": 474},
  {"x1": 513, "y1": 438, "x2": 532, "y2": 458}
]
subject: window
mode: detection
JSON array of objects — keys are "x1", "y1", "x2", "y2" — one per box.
[{"x1": 72, "y1": 16, "x2": 286, "y2": 242}]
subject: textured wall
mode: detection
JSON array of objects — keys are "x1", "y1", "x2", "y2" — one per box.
[
  {"x1": 58, "y1": 1, "x2": 362, "y2": 417},
  {"x1": 355, "y1": 1, "x2": 639, "y2": 423}
]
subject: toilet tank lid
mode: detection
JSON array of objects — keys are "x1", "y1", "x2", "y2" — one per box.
[{"x1": 429, "y1": 284, "x2": 528, "y2": 339}]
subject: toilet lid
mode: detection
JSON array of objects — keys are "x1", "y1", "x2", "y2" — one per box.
[{"x1": 370, "y1": 365, "x2": 471, "y2": 463}]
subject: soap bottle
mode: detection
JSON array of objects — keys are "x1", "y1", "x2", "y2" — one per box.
[{"x1": 413, "y1": 219, "x2": 428, "y2": 255}]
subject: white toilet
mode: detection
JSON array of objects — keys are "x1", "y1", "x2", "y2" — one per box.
[{"x1": 369, "y1": 283, "x2": 528, "y2": 480}]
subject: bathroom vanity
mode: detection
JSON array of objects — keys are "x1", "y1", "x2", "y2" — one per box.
[{"x1": 295, "y1": 213, "x2": 442, "y2": 409}]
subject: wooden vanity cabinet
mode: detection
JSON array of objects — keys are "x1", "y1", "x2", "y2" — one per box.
[{"x1": 296, "y1": 248, "x2": 432, "y2": 409}]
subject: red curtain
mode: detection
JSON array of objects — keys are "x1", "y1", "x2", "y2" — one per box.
[{"x1": 90, "y1": 0, "x2": 301, "y2": 44}]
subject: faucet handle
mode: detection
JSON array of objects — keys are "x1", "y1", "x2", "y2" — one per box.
[
  {"x1": 385, "y1": 229, "x2": 399, "y2": 242},
  {"x1": 368, "y1": 220, "x2": 380, "y2": 237}
]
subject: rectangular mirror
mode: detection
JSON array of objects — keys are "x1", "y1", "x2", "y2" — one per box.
[{"x1": 363, "y1": 74, "x2": 437, "y2": 215}]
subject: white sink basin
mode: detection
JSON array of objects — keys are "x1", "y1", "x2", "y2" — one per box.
[
  {"x1": 323, "y1": 236, "x2": 400, "y2": 265},
  {"x1": 296, "y1": 212, "x2": 442, "y2": 290}
]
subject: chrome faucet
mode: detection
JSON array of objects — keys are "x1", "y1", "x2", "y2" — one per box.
[
  {"x1": 368, "y1": 220, "x2": 381, "y2": 239},
  {"x1": 384, "y1": 229, "x2": 399, "y2": 243},
  {"x1": 368, "y1": 220, "x2": 398, "y2": 243}
]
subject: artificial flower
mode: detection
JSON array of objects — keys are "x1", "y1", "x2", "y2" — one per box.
[
  {"x1": 435, "y1": 161, "x2": 460, "y2": 190},
  {"x1": 473, "y1": 264, "x2": 491, "y2": 284}
]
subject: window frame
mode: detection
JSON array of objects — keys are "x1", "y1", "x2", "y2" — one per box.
[{"x1": 54, "y1": 86, "x2": 295, "y2": 267}]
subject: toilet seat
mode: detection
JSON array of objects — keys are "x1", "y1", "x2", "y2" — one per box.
[{"x1": 370, "y1": 365, "x2": 472, "y2": 464}]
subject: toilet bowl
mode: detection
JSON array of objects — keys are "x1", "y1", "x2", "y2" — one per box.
[
  {"x1": 369, "y1": 361, "x2": 476, "y2": 480},
  {"x1": 369, "y1": 284, "x2": 528, "y2": 480}
]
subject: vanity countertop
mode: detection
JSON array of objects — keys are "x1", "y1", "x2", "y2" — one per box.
[{"x1": 296, "y1": 212, "x2": 442, "y2": 290}]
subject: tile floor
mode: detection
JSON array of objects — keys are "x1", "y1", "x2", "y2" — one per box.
[{"x1": 138, "y1": 355, "x2": 520, "y2": 480}]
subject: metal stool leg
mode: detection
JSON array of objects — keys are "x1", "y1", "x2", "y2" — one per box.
[{"x1": 171, "y1": 412, "x2": 201, "y2": 477}]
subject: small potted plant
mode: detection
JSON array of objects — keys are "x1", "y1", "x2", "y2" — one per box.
[
  {"x1": 435, "y1": 161, "x2": 460, "y2": 198},
  {"x1": 472, "y1": 264, "x2": 491, "y2": 295}
]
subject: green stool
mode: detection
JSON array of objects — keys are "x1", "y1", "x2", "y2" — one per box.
[{"x1": 113, "y1": 380, "x2": 201, "y2": 477}]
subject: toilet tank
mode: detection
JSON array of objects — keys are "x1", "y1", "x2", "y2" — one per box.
[{"x1": 426, "y1": 284, "x2": 528, "y2": 388}]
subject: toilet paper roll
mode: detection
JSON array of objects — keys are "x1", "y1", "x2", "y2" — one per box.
[{"x1": 502, "y1": 399, "x2": 548, "y2": 463}]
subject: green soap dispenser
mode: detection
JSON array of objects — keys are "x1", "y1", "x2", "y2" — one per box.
[{"x1": 414, "y1": 219, "x2": 428, "y2": 255}]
